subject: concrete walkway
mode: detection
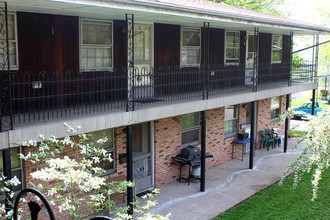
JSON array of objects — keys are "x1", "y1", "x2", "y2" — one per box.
[{"x1": 149, "y1": 138, "x2": 304, "y2": 220}]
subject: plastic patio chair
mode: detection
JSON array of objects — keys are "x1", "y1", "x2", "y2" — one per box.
[
  {"x1": 264, "y1": 129, "x2": 275, "y2": 150},
  {"x1": 258, "y1": 130, "x2": 273, "y2": 151}
]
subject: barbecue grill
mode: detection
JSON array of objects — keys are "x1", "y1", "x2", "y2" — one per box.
[
  {"x1": 172, "y1": 145, "x2": 212, "y2": 185},
  {"x1": 174, "y1": 145, "x2": 201, "y2": 166}
]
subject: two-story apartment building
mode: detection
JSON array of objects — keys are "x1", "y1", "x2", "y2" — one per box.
[{"x1": 1, "y1": 0, "x2": 330, "y2": 217}]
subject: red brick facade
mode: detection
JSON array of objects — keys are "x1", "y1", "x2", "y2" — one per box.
[{"x1": 20, "y1": 97, "x2": 287, "y2": 219}]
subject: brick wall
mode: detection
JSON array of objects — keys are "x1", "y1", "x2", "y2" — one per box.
[
  {"x1": 21, "y1": 127, "x2": 128, "y2": 220},
  {"x1": 154, "y1": 116, "x2": 182, "y2": 187},
  {"x1": 19, "y1": 96, "x2": 289, "y2": 218},
  {"x1": 256, "y1": 96, "x2": 286, "y2": 147}
]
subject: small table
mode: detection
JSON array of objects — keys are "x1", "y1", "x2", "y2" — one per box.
[{"x1": 232, "y1": 138, "x2": 250, "y2": 161}]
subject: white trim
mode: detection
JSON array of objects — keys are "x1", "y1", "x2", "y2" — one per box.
[
  {"x1": 180, "y1": 27, "x2": 201, "y2": 67},
  {"x1": 2, "y1": 12, "x2": 19, "y2": 70},
  {"x1": 225, "y1": 30, "x2": 240, "y2": 65},
  {"x1": 79, "y1": 18, "x2": 113, "y2": 71}
]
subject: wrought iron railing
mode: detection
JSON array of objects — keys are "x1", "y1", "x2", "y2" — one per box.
[{"x1": 0, "y1": 62, "x2": 315, "y2": 130}]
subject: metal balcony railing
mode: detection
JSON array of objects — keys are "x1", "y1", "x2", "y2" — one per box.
[{"x1": 0, "y1": 62, "x2": 315, "y2": 130}]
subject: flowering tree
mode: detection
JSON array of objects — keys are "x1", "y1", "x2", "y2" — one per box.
[
  {"x1": 17, "y1": 123, "x2": 170, "y2": 220},
  {"x1": 0, "y1": 175, "x2": 21, "y2": 219},
  {"x1": 280, "y1": 110, "x2": 330, "y2": 200}
]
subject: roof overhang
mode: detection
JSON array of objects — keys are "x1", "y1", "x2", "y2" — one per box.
[{"x1": 6, "y1": 0, "x2": 330, "y2": 35}]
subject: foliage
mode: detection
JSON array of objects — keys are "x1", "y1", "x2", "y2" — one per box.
[
  {"x1": 291, "y1": 53, "x2": 305, "y2": 69},
  {"x1": 0, "y1": 175, "x2": 21, "y2": 219},
  {"x1": 278, "y1": 110, "x2": 330, "y2": 200},
  {"x1": 210, "y1": 0, "x2": 285, "y2": 16},
  {"x1": 19, "y1": 123, "x2": 170, "y2": 220}
]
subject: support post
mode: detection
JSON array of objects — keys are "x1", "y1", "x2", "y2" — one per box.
[
  {"x1": 0, "y1": 2, "x2": 13, "y2": 132},
  {"x1": 249, "y1": 102, "x2": 255, "y2": 169},
  {"x1": 126, "y1": 14, "x2": 134, "y2": 112},
  {"x1": 2, "y1": 149, "x2": 12, "y2": 211},
  {"x1": 126, "y1": 125, "x2": 134, "y2": 215},
  {"x1": 284, "y1": 94, "x2": 290, "y2": 153},
  {"x1": 253, "y1": 27, "x2": 259, "y2": 92},
  {"x1": 200, "y1": 111, "x2": 206, "y2": 192},
  {"x1": 203, "y1": 22, "x2": 210, "y2": 100},
  {"x1": 289, "y1": 31, "x2": 293, "y2": 86},
  {"x1": 311, "y1": 89, "x2": 316, "y2": 115}
]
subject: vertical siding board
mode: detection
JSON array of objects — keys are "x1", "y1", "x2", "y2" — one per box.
[
  {"x1": 154, "y1": 23, "x2": 180, "y2": 68},
  {"x1": 209, "y1": 28, "x2": 225, "y2": 66},
  {"x1": 113, "y1": 20, "x2": 127, "y2": 71},
  {"x1": 282, "y1": 35, "x2": 291, "y2": 63},
  {"x1": 240, "y1": 31, "x2": 246, "y2": 65},
  {"x1": 17, "y1": 12, "x2": 55, "y2": 75},
  {"x1": 61, "y1": 16, "x2": 79, "y2": 73},
  {"x1": 258, "y1": 33, "x2": 271, "y2": 83}
]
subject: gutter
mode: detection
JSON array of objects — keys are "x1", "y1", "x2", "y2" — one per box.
[{"x1": 111, "y1": 0, "x2": 330, "y2": 33}]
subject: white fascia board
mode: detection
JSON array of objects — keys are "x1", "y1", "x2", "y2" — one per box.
[{"x1": 47, "y1": 0, "x2": 330, "y2": 35}]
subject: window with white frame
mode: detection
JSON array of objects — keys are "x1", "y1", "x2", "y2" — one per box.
[
  {"x1": 224, "y1": 105, "x2": 238, "y2": 136},
  {"x1": 0, "y1": 148, "x2": 22, "y2": 194},
  {"x1": 81, "y1": 19, "x2": 113, "y2": 70},
  {"x1": 225, "y1": 31, "x2": 240, "y2": 65},
  {"x1": 272, "y1": 35, "x2": 282, "y2": 63},
  {"x1": 271, "y1": 96, "x2": 281, "y2": 119},
  {"x1": 0, "y1": 13, "x2": 18, "y2": 69},
  {"x1": 182, "y1": 113, "x2": 200, "y2": 145},
  {"x1": 181, "y1": 28, "x2": 201, "y2": 66},
  {"x1": 87, "y1": 129, "x2": 115, "y2": 173}
]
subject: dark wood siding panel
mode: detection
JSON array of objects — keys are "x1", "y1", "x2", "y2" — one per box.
[
  {"x1": 282, "y1": 34, "x2": 291, "y2": 64},
  {"x1": 18, "y1": 12, "x2": 55, "y2": 74},
  {"x1": 154, "y1": 23, "x2": 180, "y2": 67},
  {"x1": 258, "y1": 33, "x2": 272, "y2": 64},
  {"x1": 240, "y1": 31, "x2": 246, "y2": 65},
  {"x1": 18, "y1": 13, "x2": 79, "y2": 74},
  {"x1": 113, "y1": 20, "x2": 127, "y2": 71},
  {"x1": 61, "y1": 16, "x2": 79, "y2": 73},
  {"x1": 208, "y1": 28, "x2": 224, "y2": 66}
]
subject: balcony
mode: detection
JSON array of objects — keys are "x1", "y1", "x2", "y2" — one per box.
[{"x1": 0, "y1": 62, "x2": 315, "y2": 131}]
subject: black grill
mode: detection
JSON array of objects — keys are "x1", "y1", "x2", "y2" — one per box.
[{"x1": 173, "y1": 145, "x2": 201, "y2": 167}]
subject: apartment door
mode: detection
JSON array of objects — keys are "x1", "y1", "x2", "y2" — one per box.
[
  {"x1": 245, "y1": 34, "x2": 256, "y2": 85},
  {"x1": 134, "y1": 24, "x2": 154, "y2": 99},
  {"x1": 132, "y1": 123, "x2": 154, "y2": 193}
]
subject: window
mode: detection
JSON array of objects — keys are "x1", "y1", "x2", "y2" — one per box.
[
  {"x1": 225, "y1": 31, "x2": 240, "y2": 65},
  {"x1": 0, "y1": 148, "x2": 22, "y2": 194},
  {"x1": 181, "y1": 28, "x2": 201, "y2": 66},
  {"x1": 271, "y1": 97, "x2": 280, "y2": 119},
  {"x1": 272, "y1": 35, "x2": 282, "y2": 63},
  {"x1": 87, "y1": 129, "x2": 115, "y2": 172},
  {"x1": 182, "y1": 113, "x2": 200, "y2": 145},
  {"x1": 81, "y1": 19, "x2": 113, "y2": 70},
  {"x1": 0, "y1": 13, "x2": 18, "y2": 69},
  {"x1": 224, "y1": 105, "x2": 238, "y2": 136}
]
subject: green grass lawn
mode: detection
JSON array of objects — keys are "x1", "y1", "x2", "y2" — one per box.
[{"x1": 214, "y1": 170, "x2": 330, "y2": 220}]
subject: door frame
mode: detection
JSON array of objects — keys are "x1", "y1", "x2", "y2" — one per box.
[
  {"x1": 133, "y1": 23, "x2": 154, "y2": 99},
  {"x1": 245, "y1": 33, "x2": 256, "y2": 86},
  {"x1": 132, "y1": 122, "x2": 154, "y2": 194}
]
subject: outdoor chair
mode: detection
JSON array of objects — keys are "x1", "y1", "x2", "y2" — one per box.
[
  {"x1": 271, "y1": 128, "x2": 281, "y2": 148},
  {"x1": 258, "y1": 130, "x2": 273, "y2": 151},
  {"x1": 264, "y1": 129, "x2": 275, "y2": 150}
]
